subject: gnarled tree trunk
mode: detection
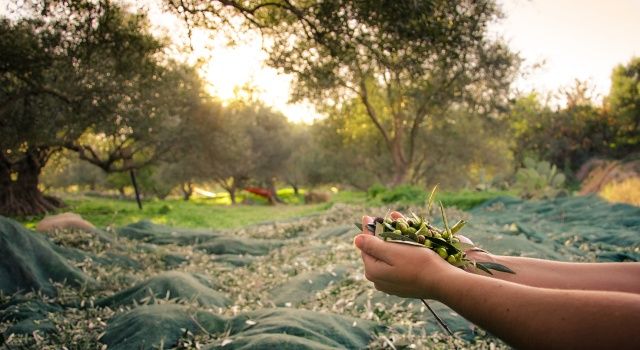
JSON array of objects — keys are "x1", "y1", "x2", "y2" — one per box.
[{"x1": 0, "y1": 150, "x2": 64, "y2": 217}]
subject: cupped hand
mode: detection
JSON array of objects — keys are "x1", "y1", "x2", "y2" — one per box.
[{"x1": 354, "y1": 215, "x2": 459, "y2": 300}]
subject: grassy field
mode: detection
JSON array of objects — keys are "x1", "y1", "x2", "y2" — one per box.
[{"x1": 19, "y1": 188, "x2": 513, "y2": 230}]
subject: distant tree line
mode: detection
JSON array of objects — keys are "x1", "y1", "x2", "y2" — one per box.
[{"x1": 2, "y1": 0, "x2": 639, "y2": 216}]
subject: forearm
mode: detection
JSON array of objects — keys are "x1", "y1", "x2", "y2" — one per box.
[
  {"x1": 435, "y1": 269, "x2": 640, "y2": 349},
  {"x1": 467, "y1": 252, "x2": 640, "y2": 294}
]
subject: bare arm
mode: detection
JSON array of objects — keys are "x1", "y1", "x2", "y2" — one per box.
[
  {"x1": 355, "y1": 216, "x2": 640, "y2": 349},
  {"x1": 438, "y1": 267, "x2": 640, "y2": 349},
  {"x1": 466, "y1": 251, "x2": 640, "y2": 294}
]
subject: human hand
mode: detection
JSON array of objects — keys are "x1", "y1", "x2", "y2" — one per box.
[{"x1": 354, "y1": 215, "x2": 460, "y2": 300}]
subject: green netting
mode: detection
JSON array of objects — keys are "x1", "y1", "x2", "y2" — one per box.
[
  {"x1": 467, "y1": 195, "x2": 640, "y2": 261},
  {"x1": 0, "y1": 297, "x2": 62, "y2": 336},
  {"x1": 311, "y1": 225, "x2": 354, "y2": 240},
  {"x1": 100, "y1": 305, "x2": 380, "y2": 350},
  {"x1": 96, "y1": 271, "x2": 230, "y2": 308},
  {"x1": 99, "y1": 304, "x2": 223, "y2": 350},
  {"x1": 204, "y1": 333, "x2": 337, "y2": 350},
  {"x1": 3, "y1": 195, "x2": 639, "y2": 349},
  {"x1": 269, "y1": 266, "x2": 349, "y2": 306},
  {"x1": 352, "y1": 291, "x2": 476, "y2": 339},
  {"x1": 219, "y1": 308, "x2": 382, "y2": 350},
  {"x1": 116, "y1": 220, "x2": 221, "y2": 245},
  {"x1": 209, "y1": 254, "x2": 256, "y2": 267},
  {"x1": 195, "y1": 236, "x2": 283, "y2": 256},
  {"x1": 0, "y1": 216, "x2": 95, "y2": 296}
]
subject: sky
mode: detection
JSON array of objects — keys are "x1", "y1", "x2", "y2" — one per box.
[
  {"x1": 3, "y1": 0, "x2": 639, "y2": 122},
  {"x1": 494, "y1": 0, "x2": 640, "y2": 103},
  {"x1": 177, "y1": 0, "x2": 640, "y2": 122}
]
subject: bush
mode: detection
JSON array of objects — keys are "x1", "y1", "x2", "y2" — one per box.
[
  {"x1": 514, "y1": 157, "x2": 567, "y2": 199},
  {"x1": 379, "y1": 185, "x2": 426, "y2": 204},
  {"x1": 367, "y1": 184, "x2": 387, "y2": 199}
]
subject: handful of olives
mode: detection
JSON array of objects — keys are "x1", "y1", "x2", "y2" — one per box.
[{"x1": 356, "y1": 209, "x2": 514, "y2": 275}]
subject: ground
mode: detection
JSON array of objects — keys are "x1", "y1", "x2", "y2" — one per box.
[{"x1": 1, "y1": 193, "x2": 639, "y2": 349}]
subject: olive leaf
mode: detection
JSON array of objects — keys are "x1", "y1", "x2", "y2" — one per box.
[
  {"x1": 379, "y1": 231, "x2": 414, "y2": 242},
  {"x1": 424, "y1": 236, "x2": 459, "y2": 253},
  {"x1": 374, "y1": 222, "x2": 383, "y2": 236},
  {"x1": 427, "y1": 184, "x2": 438, "y2": 214},
  {"x1": 450, "y1": 220, "x2": 466, "y2": 234},
  {"x1": 476, "y1": 261, "x2": 516, "y2": 274}
]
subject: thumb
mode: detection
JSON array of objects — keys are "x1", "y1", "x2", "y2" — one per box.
[
  {"x1": 354, "y1": 234, "x2": 393, "y2": 266},
  {"x1": 361, "y1": 215, "x2": 374, "y2": 235}
]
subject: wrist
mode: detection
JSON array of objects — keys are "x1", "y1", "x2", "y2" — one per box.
[{"x1": 420, "y1": 263, "x2": 467, "y2": 302}]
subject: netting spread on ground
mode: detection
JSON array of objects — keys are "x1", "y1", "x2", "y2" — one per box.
[{"x1": 1, "y1": 196, "x2": 638, "y2": 348}]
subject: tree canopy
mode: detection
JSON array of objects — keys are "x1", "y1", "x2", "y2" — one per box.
[
  {"x1": 0, "y1": 0, "x2": 207, "y2": 215},
  {"x1": 169, "y1": 0, "x2": 520, "y2": 184}
]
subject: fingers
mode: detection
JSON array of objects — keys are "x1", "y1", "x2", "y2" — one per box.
[
  {"x1": 354, "y1": 234, "x2": 394, "y2": 265},
  {"x1": 362, "y1": 252, "x2": 395, "y2": 282},
  {"x1": 390, "y1": 211, "x2": 405, "y2": 220},
  {"x1": 456, "y1": 234, "x2": 474, "y2": 245},
  {"x1": 361, "y1": 215, "x2": 374, "y2": 235}
]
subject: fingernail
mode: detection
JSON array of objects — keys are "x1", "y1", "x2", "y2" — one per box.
[
  {"x1": 362, "y1": 215, "x2": 373, "y2": 224},
  {"x1": 354, "y1": 234, "x2": 364, "y2": 248}
]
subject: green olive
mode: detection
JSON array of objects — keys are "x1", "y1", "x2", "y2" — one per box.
[
  {"x1": 436, "y1": 247, "x2": 448, "y2": 259},
  {"x1": 397, "y1": 222, "x2": 408, "y2": 231},
  {"x1": 393, "y1": 229, "x2": 402, "y2": 235},
  {"x1": 424, "y1": 240, "x2": 432, "y2": 248},
  {"x1": 434, "y1": 233, "x2": 443, "y2": 239},
  {"x1": 447, "y1": 255, "x2": 457, "y2": 264}
]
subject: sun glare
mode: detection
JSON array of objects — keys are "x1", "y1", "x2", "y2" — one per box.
[
  {"x1": 141, "y1": 1, "x2": 322, "y2": 124},
  {"x1": 143, "y1": 0, "x2": 640, "y2": 120}
]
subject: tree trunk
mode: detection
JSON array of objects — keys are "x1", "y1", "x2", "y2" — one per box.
[
  {"x1": 266, "y1": 177, "x2": 283, "y2": 205},
  {"x1": 390, "y1": 143, "x2": 409, "y2": 186},
  {"x1": 129, "y1": 170, "x2": 143, "y2": 210},
  {"x1": 181, "y1": 182, "x2": 193, "y2": 201},
  {"x1": 0, "y1": 152, "x2": 64, "y2": 217},
  {"x1": 229, "y1": 186, "x2": 237, "y2": 205}
]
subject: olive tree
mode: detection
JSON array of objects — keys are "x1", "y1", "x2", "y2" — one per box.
[
  {"x1": 0, "y1": 1, "x2": 203, "y2": 216},
  {"x1": 168, "y1": 0, "x2": 519, "y2": 185}
]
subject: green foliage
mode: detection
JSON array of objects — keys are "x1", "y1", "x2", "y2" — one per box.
[
  {"x1": 514, "y1": 158, "x2": 567, "y2": 199},
  {"x1": 509, "y1": 88, "x2": 609, "y2": 174},
  {"x1": 378, "y1": 185, "x2": 427, "y2": 204},
  {"x1": 367, "y1": 184, "x2": 387, "y2": 199},
  {"x1": 607, "y1": 57, "x2": 640, "y2": 154},
  {"x1": 174, "y1": 0, "x2": 519, "y2": 185},
  {"x1": 434, "y1": 191, "x2": 515, "y2": 211},
  {"x1": 1, "y1": 0, "x2": 213, "y2": 216}
]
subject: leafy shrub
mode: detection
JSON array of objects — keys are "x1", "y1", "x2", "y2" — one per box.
[
  {"x1": 514, "y1": 157, "x2": 567, "y2": 199},
  {"x1": 367, "y1": 184, "x2": 387, "y2": 199},
  {"x1": 379, "y1": 185, "x2": 426, "y2": 204}
]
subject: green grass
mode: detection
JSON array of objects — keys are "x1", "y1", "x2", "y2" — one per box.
[
  {"x1": 435, "y1": 190, "x2": 515, "y2": 210},
  {"x1": 336, "y1": 188, "x2": 514, "y2": 210},
  {"x1": 21, "y1": 195, "x2": 332, "y2": 230},
  {"x1": 18, "y1": 187, "x2": 512, "y2": 230}
]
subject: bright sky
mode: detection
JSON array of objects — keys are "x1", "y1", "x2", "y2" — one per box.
[
  {"x1": 495, "y1": 0, "x2": 640, "y2": 103},
  {"x1": 4, "y1": 0, "x2": 639, "y2": 122},
  {"x1": 172, "y1": 0, "x2": 640, "y2": 121}
]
